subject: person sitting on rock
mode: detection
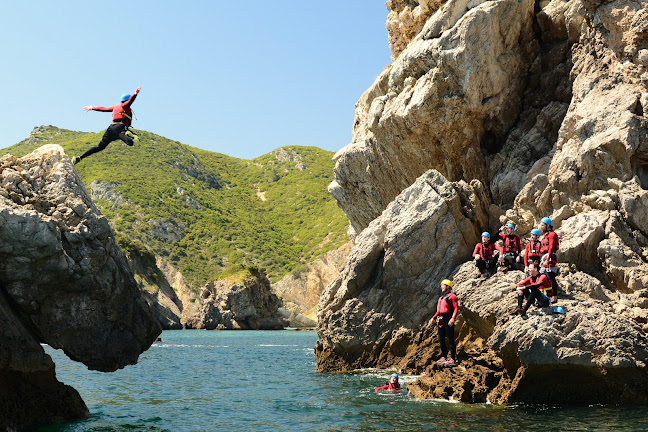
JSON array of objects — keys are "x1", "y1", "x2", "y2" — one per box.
[
  {"x1": 539, "y1": 217, "x2": 560, "y2": 303},
  {"x1": 497, "y1": 223, "x2": 521, "y2": 272},
  {"x1": 427, "y1": 279, "x2": 459, "y2": 366},
  {"x1": 514, "y1": 262, "x2": 552, "y2": 316},
  {"x1": 473, "y1": 232, "x2": 500, "y2": 280},
  {"x1": 374, "y1": 373, "x2": 401, "y2": 392},
  {"x1": 523, "y1": 228, "x2": 543, "y2": 274}
]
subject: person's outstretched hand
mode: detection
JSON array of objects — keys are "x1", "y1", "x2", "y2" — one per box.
[
  {"x1": 83, "y1": 105, "x2": 93, "y2": 111},
  {"x1": 135, "y1": 86, "x2": 141, "y2": 94}
]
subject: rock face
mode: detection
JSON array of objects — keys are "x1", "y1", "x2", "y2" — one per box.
[
  {"x1": 273, "y1": 242, "x2": 352, "y2": 327},
  {"x1": 318, "y1": 0, "x2": 648, "y2": 404},
  {"x1": 185, "y1": 271, "x2": 287, "y2": 330},
  {"x1": 0, "y1": 145, "x2": 161, "y2": 429}
]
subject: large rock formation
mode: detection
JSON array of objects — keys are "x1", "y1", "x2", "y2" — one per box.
[
  {"x1": 318, "y1": 0, "x2": 648, "y2": 404},
  {"x1": 184, "y1": 271, "x2": 287, "y2": 330},
  {"x1": 0, "y1": 145, "x2": 161, "y2": 429}
]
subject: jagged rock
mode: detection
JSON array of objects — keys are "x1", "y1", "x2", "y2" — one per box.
[
  {"x1": 318, "y1": 0, "x2": 648, "y2": 405},
  {"x1": 330, "y1": 0, "x2": 536, "y2": 235},
  {"x1": 316, "y1": 170, "x2": 489, "y2": 371},
  {"x1": 272, "y1": 242, "x2": 352, "y2": 327},
  {"x1": 0, "y1": 145, "x2": 160, "y2": 429},
  {"x1": 187, "y1": 271, "x2": 287, "y2": 330}
]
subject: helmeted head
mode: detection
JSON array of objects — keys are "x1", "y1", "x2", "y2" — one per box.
[
  {"x1": 505, "y1": 223, "x2": 515, "y2": 230},
  {"x1": 391, "y1": 373, "x2": 399, "y2": 381},
  {"x1": 441, "y1": 279, "x2": 453, "y2": 293},
  {"x1": 481, "y1": 232, "x2": 490, "y2": 242},
  {"x1": 121, "y1": 93, "x2": 131, "y2": 102},
  {"x1": 530, "y1": 228, "x2": 541, "y2": 237},
  {"x1": 540, "y1": 217, "x2": 553, "y2": 232}
]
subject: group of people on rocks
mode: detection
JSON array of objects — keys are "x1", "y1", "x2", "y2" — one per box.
[{"x1": 425, "y1": 217, "x2": 560, "y2": 366}]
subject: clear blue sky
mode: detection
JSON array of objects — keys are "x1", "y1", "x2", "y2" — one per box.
[{"x1": 1, "y1": 1, "x2": 392, "y2": 160}]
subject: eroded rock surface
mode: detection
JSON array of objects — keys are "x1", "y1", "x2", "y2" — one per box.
[
  {"x1": 319, "y1": 0, "x2": 648, "y2": 404},
  {"x1": 0, "y1": 145, "x2": 161, "y2": 429}
]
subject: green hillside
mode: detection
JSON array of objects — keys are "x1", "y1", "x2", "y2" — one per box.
[{"x1": 3, "y1": 126, "x2": 349, "y2": 290}]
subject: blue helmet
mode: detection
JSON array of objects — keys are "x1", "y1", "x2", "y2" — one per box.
[
  {"x1": 553, "y1": 306, "x2": 565, "y2": 314},
  {"x1": 540, "y1": 217, "x2": 553, "y2": 227},
  {"x1": 391, "y1": 373, "x2": 399, "y2": 379},
  {"x1": 121, "y1": 93, "x2": 131, "y2": 102},
  {"x1": 530, "y1": 229, "x2": 541, "y2": 236},
  {"x1": 481, "y1": 232, "x2": 490, "y2": 239},
  {"x1": 505, "y1": 223, "x2": 515, "y2": 230}
]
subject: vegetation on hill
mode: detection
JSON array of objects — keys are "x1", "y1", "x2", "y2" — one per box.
[{"x1": 3, "y1": 126, "x2": 349, "y2": 290}]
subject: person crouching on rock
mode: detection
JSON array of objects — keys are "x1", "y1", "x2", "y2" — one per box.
[
  {"x1": 427, "y1": 279, "x2": 459, "y2": 366},
  {"x1": 473, "y1": 232, "x2": 500, "y2": 280},
  {"x1": 497, "y1": 223, "x2": 521, "y2": 272},
  {"x1": 514, "y1": 262, "x2": 552, "y2": 316},
  {"x1": 375, "y1": 373, "x2": 401, "y2": 392}
]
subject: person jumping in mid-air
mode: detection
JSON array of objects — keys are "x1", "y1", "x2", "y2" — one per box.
[{"x1": 73, "y1": 87, "x2": 141, "y2": 164}]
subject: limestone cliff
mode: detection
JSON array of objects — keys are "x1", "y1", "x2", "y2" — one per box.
[
  {"x1": 0, "y1": 145, "x2": 161, "y2": 429},
  {"x1": 273, "y1": 242, "x2": 352, "y2": 327},
  {"x1": 318, "y1": 0, "x2": 648, "y2": 404}
]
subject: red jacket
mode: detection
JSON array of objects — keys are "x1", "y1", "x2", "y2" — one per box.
[
  {"x1": 540, "y1": 231, "x2": 559, "y2": 267},
  {"x1": 498, "y1": 233, "x2": 521, "y2": 255},
  {"x1": 431, "y1": 293, "x2": 459, "y2": 326},
  {"x1": 91, "y1": 93, "x2": 138, "y2": 127},
  {"x1": 473, "y1": 242, "x2": 499, "y2": 261},
  {"x1": 374, "y1": 382, "x2": 401, "y2": 392},
  {"x1": 517, "y1": 273, "x2": 553, "y2": 296},
  {"x1": 524, "y1": 239, "x2": 542, "y2": 266}
]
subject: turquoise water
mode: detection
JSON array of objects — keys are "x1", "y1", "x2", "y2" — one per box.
[{"x1": 35, "y1": 330, "x2": 648, "y2": 432}]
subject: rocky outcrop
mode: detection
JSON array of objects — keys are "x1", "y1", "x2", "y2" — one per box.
[
  {"x1": 0, "y1": 145, "x2": 161, "y2": 429},
  {"x1": 273, "y1": 242, "x2": 352, "y2": 327},
  {"x1": 317, "y1": 170, "x2": 488, "y2": 370},
  {"x1": 318, "y1": 0, "x2": 648, "y2": 404},
  {"x1": 185, "y1": 271, "x2": 287, "y2": 330}
]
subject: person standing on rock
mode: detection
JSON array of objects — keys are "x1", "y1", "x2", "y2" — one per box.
[
  {"x1": 473, "y1": 232, "x2": 500, "y2": 280},
  {"x1": 514, "y1": 262, "x2": 552, "y2": 316},
  {"x1": 539, "y1": 217, "x2": 560, "y2": 303},
  {"x1": 427, "y1": 279, "x2": 459, "y2": 366},
  {"x1": 72, "y1": 87, "x2": 141, "y2": 165},
  {"x1": 497, "y1": 223, "x2": 521, "y2": 272},
  {"x1": 523, "y1": 229, "x2": 543, "y2": 275}
]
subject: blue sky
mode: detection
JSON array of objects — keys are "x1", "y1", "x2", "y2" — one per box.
[{"x1": 1, "y1": 1, "x2": 392, "y2": 159}]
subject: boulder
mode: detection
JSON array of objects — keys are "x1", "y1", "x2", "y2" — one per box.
[{"x1": 0, "y1": 145, "x2": 161, "y2": 429}]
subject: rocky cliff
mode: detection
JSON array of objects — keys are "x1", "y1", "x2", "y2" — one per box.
[
  {"x1": 185, "y1": 271, "x2": 286, "y2": 330},
  {"x1": 0, "y1": 145, "x2": 161, "y2": 429},
  {"x1": 318, "y1": 0, "x2": 648, "y2": 404}
]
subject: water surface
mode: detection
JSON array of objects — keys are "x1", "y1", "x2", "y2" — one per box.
[{"x1": 36, "y1": 330, "x2": 648, "y2": 431}]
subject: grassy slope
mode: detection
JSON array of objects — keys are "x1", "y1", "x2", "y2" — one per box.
[{"x1": 3, "y1": 126, "x2": 348, "y2": 290}]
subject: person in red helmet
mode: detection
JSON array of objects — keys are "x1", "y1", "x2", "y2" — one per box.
[{"x1": 73, "y1": 87, "x2": 141, "y2": 164}]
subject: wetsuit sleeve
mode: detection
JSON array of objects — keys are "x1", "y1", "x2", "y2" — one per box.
[
  {"x1": 515, "y1": 236, "x2": 521, "y2": 254},
  {"x1": 547, "y1": 233, "x2": 558, "y2": 256},
  {"x1": 450, "y1": 294, "x2": 459, "y2": 320},
  {"x1": 516, "y1": 276, "x2": 532, "y2": 288},
  {"x1": 124, "y1": 93, "x2": 138, "y2": 107},
  {"x1": 494, "y1": 244, "x2": 503, "y2": 255},
  {"x1": 375, "y1": 384, "x2": 389, "y2": 392},
  {"x1": 473, "y1": 243, "x2": 481, "y2": 257},
  {"x1": 91, "y1": 104, "x2": 116, "y2": 112},
  {"x1": 524, "y1": 244, "x2": 530, "y2": 266}
]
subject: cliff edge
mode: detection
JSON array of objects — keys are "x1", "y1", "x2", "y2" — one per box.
[{"x1": 0, "y1": 145, "x2": 161, "y2": 430}]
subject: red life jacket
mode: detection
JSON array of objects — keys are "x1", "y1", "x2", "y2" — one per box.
[
  {"x1": 474, "y1": 242, "x2": 496, "y2": 261},
  {"x1": 501, "y1": 234, "x2": 521, "y2": 254}
]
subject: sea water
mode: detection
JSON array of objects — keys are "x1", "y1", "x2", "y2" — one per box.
[{"x1": 35, "y1": 330, "x2": 648, "y2": 432}]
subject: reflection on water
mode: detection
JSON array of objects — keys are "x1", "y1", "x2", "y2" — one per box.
[{"x1": 34, "y1": 330, "x2": 648, "y2": 432}]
